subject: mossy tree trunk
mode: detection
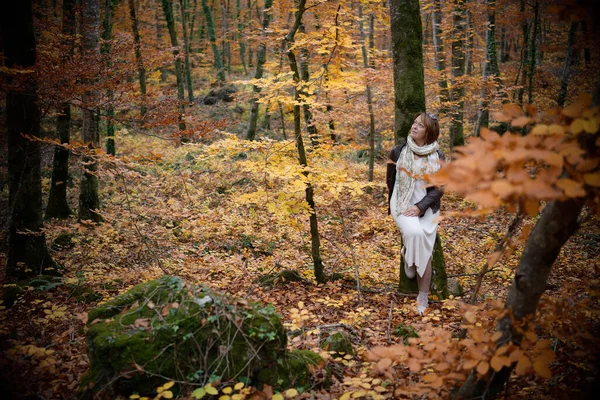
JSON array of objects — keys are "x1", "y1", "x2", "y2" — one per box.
[
  {"x1": 102, "y1": 0, "x2": 116, "y2": 156},
  {"x1": 389, "y1": 0, "x2": 425, "y2": 144},
  {"x1": 78, "y1": 0, "x2": 103, "y2": 223},
  {"x1": 246, "y1": 0, "x2": 273, "y2": 141},
  {"x1": 515, "y1": 0, "x2": 530, "y2": 105},
  {"x1": 359, "y1": 4, "x2": 376, "y2": 183},
  {"x1": 46, "y1": 0, "x2": 75, "y2": 219},
  {"x1": 201, "y1": 0, "x2": 225, "y2": 82},
  {"x1": 474, "y1": 0, "x2": 502, "y2": 136},
  {"x1": 161, "y1": 0, "x2": 187, "y2": 136},
  {"x1": 236, "y1": 0, "x2": 248, "y2": 74},
  {"x1": 527, "y1": 0, "x2": 539, "y2": 104},
  {"x1": 179, "y1": 0, "x2": 194, "y2": 102},
  {"x1": 432, "y1": 0, "x2": 450, "y2": 119},
  {"x1": 557, "y1": 21, "x2": 578, "y2": 107},
  {"x1": 399, "y1": 235, "x2": 449, "y2": 299},
  {"x1": 285, "y1": 0, "x2": 325, "y2": 284},
  {"x1": 449, "y1": 0, "x2": 466, "y2": 149},
  {"x1": 5, "y1": 0, "x2": 58, "y2": 278},
  {"x1": 128, "y1": 0, "x2": 147, "y2": 121}
]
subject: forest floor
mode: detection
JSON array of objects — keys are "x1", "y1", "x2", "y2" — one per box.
[{"x1": 1, "y1": 109, "x2": 599, "y2": 399}]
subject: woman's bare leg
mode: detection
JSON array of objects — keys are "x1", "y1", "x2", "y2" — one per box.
[{"x1": 415, "y1": 257, "x2": 432, "y2": 314}]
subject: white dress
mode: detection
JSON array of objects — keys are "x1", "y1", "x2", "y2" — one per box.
[{"x1": 390, "y1": 157, "x2": 439, "y2": 278}]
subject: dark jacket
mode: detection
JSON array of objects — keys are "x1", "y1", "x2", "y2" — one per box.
[{"x1": 386, "y1": 143, "x2": 445, "y2": 216}]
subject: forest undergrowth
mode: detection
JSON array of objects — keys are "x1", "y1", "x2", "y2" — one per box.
[{"x1": 1, "y1": 126, "x2": 599, "y2": 399}]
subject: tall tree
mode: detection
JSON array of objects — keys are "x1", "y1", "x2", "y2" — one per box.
[
  {"x1": 128, "y1": 0, "x2": 148, "y2": 120},
  {"x1": 179, "y1": 0, "x2": 194, "y2": 101},
  {"x1": 246, "y1": 0, "x2": 274, "y2": 141},
  {"x1": 236, "y1": 0, "x2": 248, "y2": 75},
  {"x1": 474, "y1": 0, "x2": 502, "y2": 136},
  {"x1": 161, "y1": 0, "x2": 187, "y2": 135},
  {"x1": 285, "y1": 0, "x2": 325, "y2": 284},
  {"x1": 557, "y1": 22, "x2": 578, "y2": 107},
  {"x1": 359, "y1": 3, "x2": 376, "y2": 183},
  {"x1": 431, "y1": 0, "x2": 450, "y2": 117},
  {"x1": 102, "y1": 0, "x2": 117, "y2": 156},
  {"x1": 201, "y1": 0, "x2": 225, "y2": 81},
  {"x1": 515, "y1": 0, "x2": 530, "y2": 105},
  {"x1": 78, "y1": 0, "x2": 103, "y2": 222},
  {"x1": 46, "y1": 0, "x2": 76, "y2": 219},
  {"x1": 449, "y1": 0, "x2": 466, "y2": 149},
  {"x1": 4, "y1": 0, "x2": 58, "y2": 277},
  {"x1": 389, "y1": 0, "x2": 425, "y2": 143},
  {"x1": 527, "y1": 0, "x2": 539, "y2": 104}
]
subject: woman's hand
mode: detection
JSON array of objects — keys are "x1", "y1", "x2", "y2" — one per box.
[{"x1": 403, "y1": 205, "x2": 421, "y2": 217}]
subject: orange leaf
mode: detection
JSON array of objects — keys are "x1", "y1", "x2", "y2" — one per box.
[
  {"x1": 524, "y1": 199, "x2": 539, "y2": 217},
  {"x1": 584, "y1": 172, "x2": 600, "y2": 187},
  {"x1": 376, "y1": 358, "x2": 392, "y2": 372},
  {"x1": 502, "y1": 103, "x2": 524, "y2": 117},
  {"x1": 533, "y1": 360, "x2": 552, "y2": 379},
  {"x1": 464, "y1": 311, "x2": 477, "y2": 324},
  {"x1": 556, "y1": 178, "x2": 586, "y2": 198},
  {"x1": 490, "y1": 355, "x2": 511, "y2": 371},
  {"x1": 531, "y1": 124, "x2": 549, "y2": 135},
  {"x1": 511, "y1": 116, "x2": 531, "y2": 127},
  {"x1": 476, "y1": 361, "x2": 490, "y2": 376},
  {"x1": 562, "y1": 103, "x2": 584, "y2": 118},
  {"x1": 463, "y1": 358, "x2": 479, "y2": 370},
  {"x1": 515, "y1": 354, "x2": 532, "y2": 375}
]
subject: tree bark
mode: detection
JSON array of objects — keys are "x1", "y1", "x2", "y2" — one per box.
[
  {"x1": 299, "y1": 23, "x2": 319, "y2": 147},
  {"x1": 557, "y1": 21, "x2": 578, "y2": 107},
  {"x1": 161, "y1": 0, "x2": 187, "y2": 136},
  {"x1": 432, "y1": 0, "x2": 450, "y2": 117},
  {"x1": 457, "y1": 197, "x2": 585, "y2": 398},
  {"x1": 102, "y1": 0, "x2": 116, "y2": 156},
  {"x1": 4, "y1": 0, "x2": 58, "y2": 277},
  {"x1": 179, "y1": 0, "x2": 194, "y2": 101},
  {"x1": 46, "y1": 0, "x2": 76, "y2": 219},
  {"x1": 285, "y1": 0, "x2": 325, "y2": 284},
  {"x1": 516, "y1": 0, "x2": 530, "y2": 105},
  {"x1": 236, "y1": 0, "x2": 248, "y2": 74},
  {"x1": 527, "y1": 0, "x2": 539, "y2": 104},
  {"x1": 128, "y1": 0, "x2": 147, "y2": 120},
  {"x1": 389, "y1": 0, "x2": 425, "y2": 143},
  {"x1": 449, "y1": 0, "x2": 466, "y2": 149},
  {"x1": 399, "y1": 235, "x2": 448, "y2": 299},
  {"x1": 474, "y1": 0, "x2": 502, "y2": 136},
  {"x1": 246, "y1": 0, "x2": 274, "y2": 141},
  {"x1": 201, "y1": 0, "x2": 225, "y2": 81},
  {"x1": 359, "y1": 4, "x2": 376, "y2": 183},
  {"x1": 78, "y1": 0, "x2": 103, "y2": 223}
]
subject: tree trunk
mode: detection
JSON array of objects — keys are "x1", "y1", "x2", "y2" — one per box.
[
  {"x1": 527, "y1": 0, "x2": 539, "y2": 104},
  {"x1": 474, "y1": 0, "x2": 501, "y2": 136},
  {"x1": 285, "y1": 0, "x2": 325, "y2": 284},
  {"x1": 359, "y1": 4, "x2": 376, "y2": 183},
  {"x1": 399, "y1": 235, "x2": 449, "y2": 299},
  {"x1": 389, "y1": 0, "x2": 425, "y2": 143},
  {"x1": 128, "y1": 0, "x2": 147, "y2": 120},
  {"x1": 179, "y1": 0, "x2": 194, "y2": 101},
  {"x1": 4, "y1": 0, "x2": 58, "y2": 277},
  {"x1": 457, "y1": 197, "x2": 585, "y2": 398},
  {"x1": 46, "y1": 0, "x2": 76, "y2": 219},
  {"x1": 449, "y1": 0, "x2": 466, "y2": 149},
  {"x1": 432, "y1": 0, "x2": 450, "y2": 118},
  {"x1": 516, "y1": 0, "x2": 529, "y2": 105},
  {"x1": 161, "y1": 0, "x2": 187, "y2": 136},
  {"x1": 78, "y1": 0, "x2": 102, "y2": 223},
  {"x1": 246, "y1": 0, "x2": 274, "y2": 141},
  {"x1": 201, "y1": 0, "x2": 225, "y2": 81},
  {"x1": 299, "y1": 23, "x2": 319, "y2": 147},
  {"x1": 557, "y1": 21, "x2": 578, "y2": 107},
  {"x1": 236, "y1": 0, "x2": 248, "y2": 74},
  {"x1": 102, "y1": 0, "x2": 116, "y2": 156}
]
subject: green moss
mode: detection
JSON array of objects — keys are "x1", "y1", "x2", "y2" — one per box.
[
  {"x1": 320, "y1": 332, "x2": 354, "y2": 356},
  {"x1": 256, "y1": 349, "x2": 323, "y2": 391},
  {"x1": 82, "y1": 276, "x2": 289, "y2": 397},
  {"x1": 394, "y1": 323, "x2": 419, "y2": 345}
]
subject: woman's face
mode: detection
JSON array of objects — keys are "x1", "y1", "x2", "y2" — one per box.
[{"x1": 410, "y1": 115, "x2": 427, "y2": 145}]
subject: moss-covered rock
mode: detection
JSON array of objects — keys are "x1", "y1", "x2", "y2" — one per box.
[
  {"x1": 393, "y1": 323, "x2": 419, "y2": 345},
  {"x1": 256, "y1": 269, "x2": 306, "y2": 287},
  {"x1": 320, "y1": 332, "x2": 354, "y2": 357},
  {"x1": 255, "y1": 349, "x2": 324, "y2": 391},
  {"x1": 81, "y1": 276, "x2": 288, "y2": 397}
]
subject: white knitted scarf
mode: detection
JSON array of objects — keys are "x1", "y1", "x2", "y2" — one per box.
[{"x1": 395, "y1": 136, "x2": 441, "y2": 216}]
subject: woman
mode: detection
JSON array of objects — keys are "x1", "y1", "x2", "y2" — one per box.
[{"x1": 386, "y1": 112, "x2": 445, "y2": 314}]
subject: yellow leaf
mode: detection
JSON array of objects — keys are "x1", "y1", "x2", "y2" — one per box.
[
  {"x1": 570, "y1": 118, "x2": 585, "y2": 134},
  {"x1": 533, "y1": 360, "x2": 553, "y2": 379},
  {"x1": 130, "y1": 396, "x2": 141, "y2": 399},
  {"x1": 339, "y1": 392, "x2": 352, "y2": 400},
  {"x1": 272, "y1": 394, "x2": 284, "y2": 400},
  {"x1": 285, "y1": 388, "x2": 299, "y2": 398},
  {"x1": 583, "y1": 118, "x2": 599, "y2": 133},
  {"x1": 191, "y1": 388, "x2": 206, "y2": 399},
  {"x1": 584, "y1": 172, "x2": 600, "y2": 187},
  {"x1": 222, "y1": 387, "x2": 233, "y2": 394},
  {"x1": 562, "y1": 103, "x2": 584, "y2": 118},
  {"x1": 163, "y1": 382, "x2": 175, "y2": 390},
  {"x1": 232, "y1": 395, "x2": 244, "y2": 400},
  {"x1": 162, "y1": 391, "x2": 173, "y2": 399},
  {"x1": 548, "y1": 124, "x2": 565, "y2": 135},
  {"x1": 531, "y1": 124, "x2": 549, "y2": 135},
  {"x1": 218, "y1": 396, "x2": 230, "y2": 400},
  {"x1": 205, "y1": 385, "x2": 218, "y2": 395},
  {"x1": 234, "y1": 382, "x2": 245, "y2": 390}
]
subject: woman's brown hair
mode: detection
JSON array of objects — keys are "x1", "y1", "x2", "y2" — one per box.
[{"x1": 416, "y1": 112, "x2": 440, "y2": 144}]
